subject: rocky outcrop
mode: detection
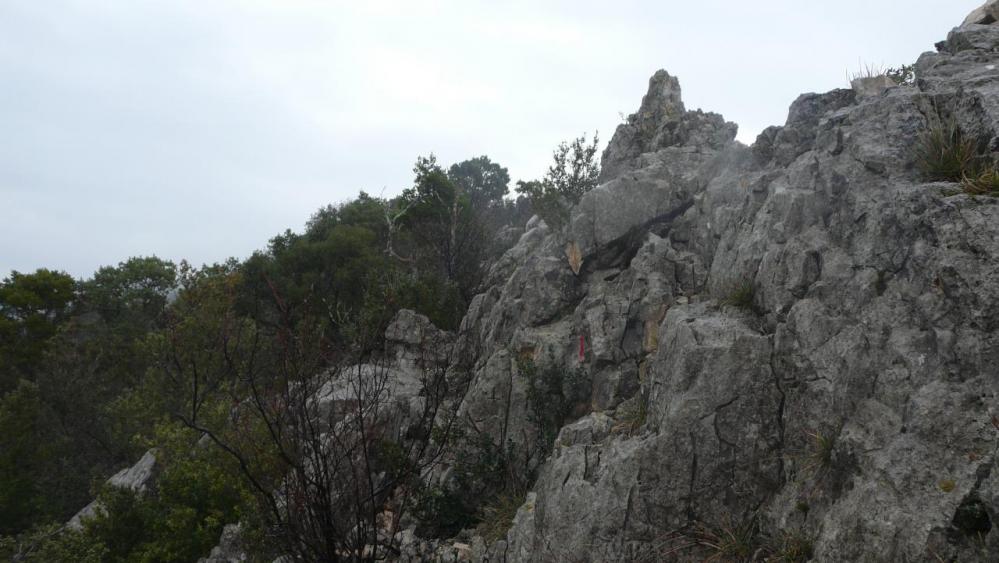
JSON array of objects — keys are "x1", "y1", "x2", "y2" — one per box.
[
  {"x1": 423, "y1": 5, "x2": 999, "y2": 562},
  {"x1": 599, "y1": 70, "x2": 737, "y2": 182},
  {"x1": 67, "y1": 449, "x2": 158, "y2": 530}
]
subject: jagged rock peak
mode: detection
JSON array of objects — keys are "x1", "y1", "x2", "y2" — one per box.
[
  {"x1": 600, "y1": 69, "x2": 737, "y2": 181},
  {"x1": 635, "y1": 69, "x2": 685, "y2": 124}
]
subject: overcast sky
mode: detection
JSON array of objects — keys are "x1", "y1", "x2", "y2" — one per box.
[{"x1": 0, "y1": 0, "x2": 983, "y2": 279}]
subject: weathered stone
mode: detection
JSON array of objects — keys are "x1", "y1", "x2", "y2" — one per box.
[
  {"x1": 850, "y1": 74, "x2": 897, "y2": 98},
  {"x1": 599, "y1": 70, "x2": 737, "y2": 182},
  {"x1": 385, "y1": 308, "x2": 454, "y2": 368}
]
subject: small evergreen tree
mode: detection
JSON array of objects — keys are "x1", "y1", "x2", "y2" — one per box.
[{"x1": 516, "y1": 133, "x2": 600, "y2": 229}]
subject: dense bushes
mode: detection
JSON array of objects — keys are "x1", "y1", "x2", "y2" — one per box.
[
  {"x1": 2, "y1": 447, "x2": 252, "y2": 563},
  {"x1": 0, "y1": 269, "x2": 75, "y2": 394},
  {"x1": 0, "y1": 259, "x2": 178, "y2": 536},
  {"x1": 0, "y1": 380, "x2": 48, "y2": 535}
]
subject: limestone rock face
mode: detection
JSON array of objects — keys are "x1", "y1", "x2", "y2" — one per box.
[{"x1": 438, "y1": 10, "x2": 999, "y2": 563}]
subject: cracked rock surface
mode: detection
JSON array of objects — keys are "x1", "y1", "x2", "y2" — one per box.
[{"x1": 420, "y1": 12, "x2": 999, "y2": 563}]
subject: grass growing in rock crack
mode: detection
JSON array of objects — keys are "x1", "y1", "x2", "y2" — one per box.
[
  {"x1": 721, "y1": 281, "x2": 756, "y2": 310},
  {"x1": 917, "y1": 120, "x2": 979, "y2": 182},
  {"x1": 846, "y1": 61, "x2": 888, "y2": 82},
  {"x1": 849, "y1": 62, "x2": 887, "y2": 81},
  {"x1": 658, "y1": 516, "x2": 814, "y2": 563},
  {"x1": 847, "y1": 64, "x2": 914, "y2": 86},
  {"x1": 476, "y1": 490, "x2": 526, "y2": 543},
  {"x1": 659, "y1": 517, "x2": 760, "y2": 561},
  {"x1": 962, "y1": 166, "x2": 999, "y2": 196},
  {"x1": 803, "y1": 429, "x2": 837, "y2": 476},
  {"x1": 611, "y1": 396, "x2": 648, "y2": 436}
]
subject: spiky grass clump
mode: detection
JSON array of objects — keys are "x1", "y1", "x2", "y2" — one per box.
[
  {"x1": 657, "y1": 516, "x2": 815, "y2": 563},
  {"x1": 850, "y1": 62, "x2": 887, "y2": 81},
  {"x1": 477, "y1": 490, "x2": 525, "y2": 543},
  {"x1": 962, "y1": 167, "x2": 999, "y2": 196},
  {"x1": 721, "y1": 282, "x2": 756, "y2": 310},
  {"x1": 612, "y1": 397, "x2": 648, "y2": 436},
  {"x1": 803, "y1": 429, "x2": 837, "y2": 476},
  {"x1": 917, "y1": 121, "x2": 978, "y2": 182},
  {"x1": 675, "y1": 517, "x2": 761, "y2": 562}
]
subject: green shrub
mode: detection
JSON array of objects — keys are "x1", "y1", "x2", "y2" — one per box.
[
  {"x1": 886, "y1": 64, "x2": 915, "y2": 86},
  {"x1": 13, "y1": 452, "x2": 253, "y2": 563},
  {"x1": 440, "y1": 430, "x2": 523, "y2": 538},
  {"x1": 519, "y1": 357, "x2": 588, "y2": 456},
  {"x1": 411, "y1": 484, "x2": 474, "y2": 539},
  {"x1": 917, "y1": 120, "x2": 978, "y2": 182},
  {"x1": 0, "y1": 524, "x2": 106, "y2": 563},
  {"x1": 516, "y1": 134, "x2": 600, "y2": 230}
]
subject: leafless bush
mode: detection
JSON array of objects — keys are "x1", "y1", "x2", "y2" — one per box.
[{"x1": 163, "y1": 281, "x2": 467, "y2": 561}]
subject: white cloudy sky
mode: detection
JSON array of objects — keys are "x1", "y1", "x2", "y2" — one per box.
[{"x1": 0, "y1": 0, "x2": 983, "y2": 278}]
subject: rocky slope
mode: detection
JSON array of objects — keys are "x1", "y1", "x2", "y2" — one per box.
[
  {"x1": 426, "y1": 9, "x2": 999, "y2": 563},
  {"x1": 76, "y1": 6, "x2": 999, "y2": 562}
]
